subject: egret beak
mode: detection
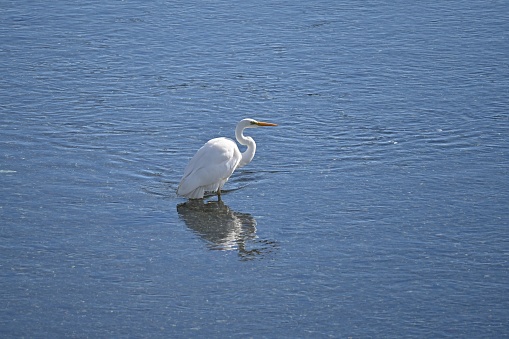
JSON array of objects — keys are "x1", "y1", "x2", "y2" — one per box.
[{"x1": 256, "y1": 121, "x2": 278, "y2": 127}]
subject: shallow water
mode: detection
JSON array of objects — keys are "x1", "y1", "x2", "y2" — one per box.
[{"x1": 1, "y1": 0, "x2": 508, "y2": 337}]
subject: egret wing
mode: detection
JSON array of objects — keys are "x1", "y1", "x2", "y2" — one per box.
[{"x1": 177, "y1": 137, "x2": 241, "y2": 197}]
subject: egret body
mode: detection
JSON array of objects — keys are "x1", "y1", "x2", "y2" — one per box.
[{"x1": 177, "y1": 118, "x2": 277, "y2": 199}]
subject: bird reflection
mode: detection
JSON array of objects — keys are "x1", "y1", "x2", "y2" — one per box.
[{"x1": 177, "y1": 200, "x2": 277, "y2": 261}]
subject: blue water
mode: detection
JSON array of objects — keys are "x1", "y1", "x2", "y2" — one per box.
[{"x1": 1, "y1": 1, "x2": 508, "y2": 337}]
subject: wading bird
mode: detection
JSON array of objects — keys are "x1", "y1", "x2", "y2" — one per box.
[{"x1": 177, "y1": 118, "x2": 277, "y2": 200}]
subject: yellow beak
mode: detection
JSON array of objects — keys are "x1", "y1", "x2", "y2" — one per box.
[{"x1": 256, "y1": 121, "x2": 278, "y2": 127}]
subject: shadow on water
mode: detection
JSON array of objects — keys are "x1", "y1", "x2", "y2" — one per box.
[{"x1": 177, "y1": 200, "x2": 277, "y2": 261}]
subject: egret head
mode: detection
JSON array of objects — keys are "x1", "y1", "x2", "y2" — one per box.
[{"x1": 240, "y1": 118, "x2": 278, "y2": 129}]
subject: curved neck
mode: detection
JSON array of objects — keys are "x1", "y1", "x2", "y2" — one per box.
[{"x1": 236, "y1": 124, "x2": 256, "y2": 168}]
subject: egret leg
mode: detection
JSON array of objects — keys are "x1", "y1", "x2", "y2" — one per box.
[{"x1": 217, "y1": 189, "x2": 222, "y2": 201}]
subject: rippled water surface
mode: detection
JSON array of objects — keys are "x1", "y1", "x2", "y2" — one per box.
[{"x1": 1, "y1": 1, "x2": 508, "y2": 337}]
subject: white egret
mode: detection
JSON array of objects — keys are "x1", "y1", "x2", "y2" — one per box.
[{"x1": 177, "y1": 118, "x2": 277, "y2": 200}]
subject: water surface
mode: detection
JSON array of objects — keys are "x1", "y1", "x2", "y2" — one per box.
[{"x1": 1, "y1": 1, "x2": 508, "y2": 337}]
